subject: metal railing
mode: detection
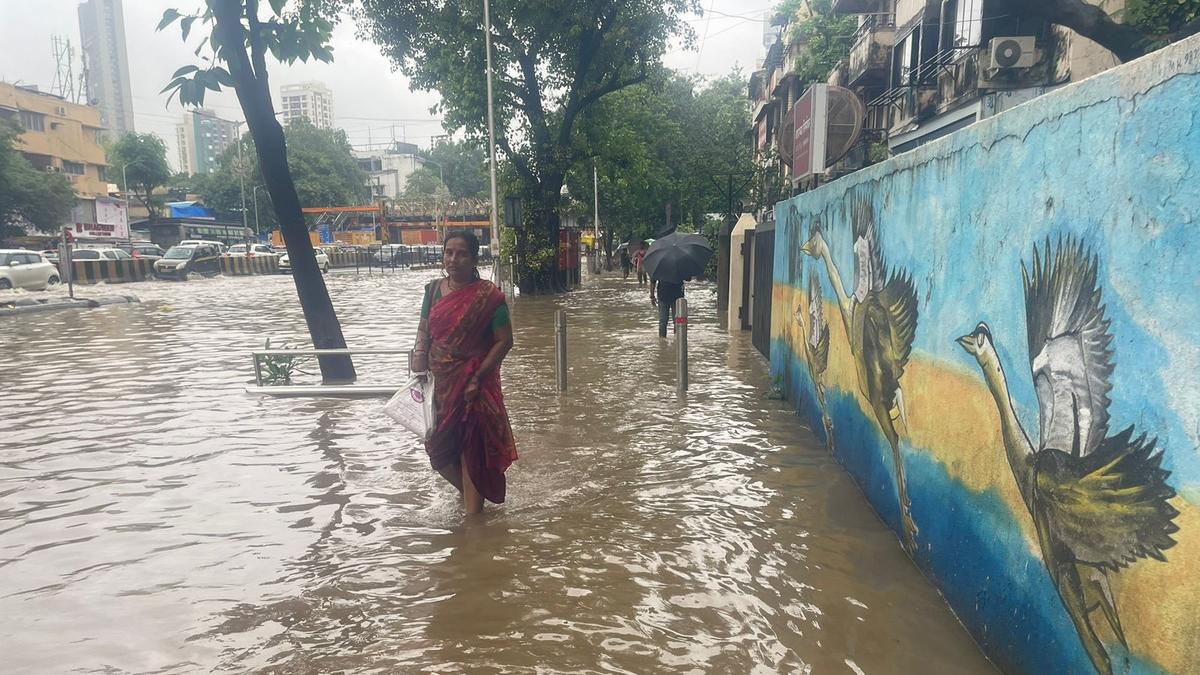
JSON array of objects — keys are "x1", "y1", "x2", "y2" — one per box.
[{"x1": 250, "y1": 347, "x2": 413, "y2": 396}]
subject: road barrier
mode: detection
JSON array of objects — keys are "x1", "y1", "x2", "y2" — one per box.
[
  {"x1": 555, "y1": 310, "x2": 568, "y2": 392},
  {"x1": 328, "y1": 252, "x2": 358, "y2": 268},
  {"x1": 221, "y1": 255, "x2": 280, "y2": 276},
  {"x1": 69, "y1": 259, "x2": 156, "y2": 284},
  {"x1": 675, "y1": 298, "x2": 688, "y2": 393}
]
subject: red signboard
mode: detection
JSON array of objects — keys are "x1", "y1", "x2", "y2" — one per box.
[{"x1": 792, "y1": 84, "x2": 830, "y2": 179}]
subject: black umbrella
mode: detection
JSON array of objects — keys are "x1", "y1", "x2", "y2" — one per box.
[{"x1": 644, "y1": 232, "x2": 713, "y2": 283}]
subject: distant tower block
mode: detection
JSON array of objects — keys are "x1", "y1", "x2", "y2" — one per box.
[{"x1": 78, "y1": 0, "x2": 135, "y2": 138}]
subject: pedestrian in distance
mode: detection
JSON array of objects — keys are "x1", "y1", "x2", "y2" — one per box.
[
  {"x1": 650, "y1": 275, "x2": 686, "y2": 338},
  {"x1": 633, "y1": 247, "x2": 647, "y2": 286},
  {"x1": 411, "y1": 230, "x2": 518, "y2": 514},
  {"x1": 620, "y1": 248, "x2": 632, "y2": 279}
]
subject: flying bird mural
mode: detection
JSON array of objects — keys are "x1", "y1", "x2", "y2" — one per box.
[
  {"x1": 800, "y1": 198, "x2": 920, "y2": 549},
  {"x1": 795, "y1": 267, "x2": 833, "y2": 451},
  {"x1": 957, "y1": 237, "x2": 1179, "y2": 675}
]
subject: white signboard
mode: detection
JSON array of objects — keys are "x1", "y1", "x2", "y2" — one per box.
[{"x1": 75, "y1": 198, "x2": 129, "y2": 240}]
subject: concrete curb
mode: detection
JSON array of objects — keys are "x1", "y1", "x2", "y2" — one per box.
[{"x1": 0, "y1": 294, "x2": 140, "y2": 317}]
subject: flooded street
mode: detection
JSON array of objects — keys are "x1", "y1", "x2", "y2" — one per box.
[{"x1": 0, "y1": 269, "x2": 993, "y2": 674}]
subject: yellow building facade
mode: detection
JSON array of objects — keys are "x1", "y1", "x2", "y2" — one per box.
[{"x1": 0, "y1": 82, "x2": 110, "y2": 203}]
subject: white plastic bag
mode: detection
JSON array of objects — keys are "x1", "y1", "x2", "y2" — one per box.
[{"x1": 384, "y1": 373, "x2": 437, "y2": 440}]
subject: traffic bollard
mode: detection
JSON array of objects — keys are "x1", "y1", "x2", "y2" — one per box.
[
  {"x1": 555, "y1": 309, "x2": 568, "y2": 392},
  {"x1": 676, "y1": 298, "x2": 688, "y2": 393}
]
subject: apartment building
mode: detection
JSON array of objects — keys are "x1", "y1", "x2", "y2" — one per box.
[
  {"x1": 279, "y1": 81, "x2": 335, "y2": 130},
  {"x1": 753, "y1": 0, "x2": 1125, "y2": 188},
  {"x1": 176, "y1": 109, "x2": 239, "y2": 175}
]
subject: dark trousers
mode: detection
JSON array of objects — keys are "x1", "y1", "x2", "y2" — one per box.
[{"x1": 658, "y1": 300, "x2": 677, "y2": 338}]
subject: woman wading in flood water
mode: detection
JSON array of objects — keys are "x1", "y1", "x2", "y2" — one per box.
[{"x1": 411, "y1": 231, "x2": 517, "y2": 513}]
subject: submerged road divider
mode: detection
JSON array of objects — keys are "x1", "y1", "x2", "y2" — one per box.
[
  {"x1": 220, "y1": 255, "x2": 280, "y2": 276},
  {"x1": 70, "y1": 259, "x2": 155, "y2": 284}
]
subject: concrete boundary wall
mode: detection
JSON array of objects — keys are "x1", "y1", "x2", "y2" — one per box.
[{"x1": 771, "y1": 35, "x2": 1200, "y2": 674}]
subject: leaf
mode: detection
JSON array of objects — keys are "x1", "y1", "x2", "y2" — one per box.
[
  {"x1": 157, "y1": 8, "x2": 182, "y2": 31},
  {"x1": 171, "y1": 65, "x2": 200, "y2": 79},
  {"x1": 211, "y1": 67, "x2": 235, "y2": 87},
  {"x1": 269, "y1": 0, "x2": 287, "y2": 17},
  {"x1": 181, "y1": 15, "x2": 196, "y2": 41}
]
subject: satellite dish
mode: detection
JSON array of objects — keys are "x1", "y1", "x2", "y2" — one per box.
[
  {"x1": 824, "y1": 85, "x2": 866, "y2": 166},
  {"x1": 777, "y1": 109, "x2": 794, "y2": 166}
]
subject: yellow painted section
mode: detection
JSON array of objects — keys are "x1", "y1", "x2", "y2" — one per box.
[{"x1": 773, "y1": 279, "x2": 1200, "y2": 674}]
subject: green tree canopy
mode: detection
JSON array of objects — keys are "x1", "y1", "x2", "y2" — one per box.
[
  {"x1": 402, "y1": 165, "x2": 446, "y2": 199},
  {"x1": 195, "y1": 119, "x2": 367, "y2": 231},
  {"x1": 108, "y1": 132, "x2": 172, "y2": 218},
  {"x1": 0, "y1": 121, "x2": 76, "y2": 238},
  {"x1": 423, "y1": 138, "x2": 488, "y2": 199},
  {"x1": 570, "y1": 69, "x2": 754, "y2": 254},
  {"x1": 358, "y1": 0, "x2": 701, "y2": 292}
]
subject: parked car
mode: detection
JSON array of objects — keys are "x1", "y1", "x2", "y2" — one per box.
[
  {"x1": 116, "y1": 243, "x2": 165, "y2": 261},
  {"x1": 153, "y1": 244, "x2": 222, "y2": 280},
  {"x1": 71, "y1": 247, "x2": 133, "y2": 261},
  {"x1": 227, "y1": 243, "x2": 277, "y2": 257},
  {"x1": 0, "y1": 250, "x2": 60, "y2": 290},
  {"x1": 278, "y1": 250, "x2": 330, "y2": 274},
  {"x1": 41, "y1": 249, "x2": 59, "y2": 264},
  {"x1": 372, "y1": 244, "x2": 409, "y2": 266}
]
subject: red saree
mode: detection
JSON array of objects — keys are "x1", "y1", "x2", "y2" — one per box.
[{"x1": 426, "y1": 279, "x2": 517, "y2": 503}]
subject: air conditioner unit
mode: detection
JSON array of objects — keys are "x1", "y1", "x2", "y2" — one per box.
[{"x1": 989, "y1": 36, "x2": 1036, "y2": 69}]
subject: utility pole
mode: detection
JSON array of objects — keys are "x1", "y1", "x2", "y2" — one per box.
[
  {"x1": 483, "y1": 0, "x2": 503, "y2": 293},
  {"x1": 593, "y1": 161, "x2": 600, "y2": 275},
  {"x1": 232, "y1": 120, "x2": 248, "y2": 238}
]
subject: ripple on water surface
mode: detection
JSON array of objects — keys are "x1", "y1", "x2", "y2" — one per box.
[{"x1": 0, "y1": 271, "x2": 993, "y2": 674}]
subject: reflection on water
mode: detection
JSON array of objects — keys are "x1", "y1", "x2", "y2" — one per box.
[{"x1": 0, "y1": 270, "x2": 994, "y2": 673}]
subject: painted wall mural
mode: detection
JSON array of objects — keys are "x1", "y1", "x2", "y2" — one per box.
[{"x1": 771, "y1": 35, "x2": 1200, "y2": 675}]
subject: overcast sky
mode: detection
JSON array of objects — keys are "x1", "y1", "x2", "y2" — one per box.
[{"x1": 0, "y1": 0, "x2": 775, "y2": 171}]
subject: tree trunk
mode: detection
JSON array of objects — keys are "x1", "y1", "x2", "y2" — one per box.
[{"x1": 213, "y1": 0, "x2": 355, "y2": 383}]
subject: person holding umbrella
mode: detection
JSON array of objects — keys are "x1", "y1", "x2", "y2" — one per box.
[{"x1": 644, "y1": 232, "x2": 713, "y2": 338}]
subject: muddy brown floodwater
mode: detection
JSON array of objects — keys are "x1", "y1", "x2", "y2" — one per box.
[{"x1": 0, "y1": 268, "x2": 995, "y2": 674}]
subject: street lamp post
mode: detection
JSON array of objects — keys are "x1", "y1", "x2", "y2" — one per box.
[
  {"x1": 252, "y1": 184, "x2": 266, "y2": 236},
  {"x1": 422, "y1": 158, "x2": 445, "y2": 187},
  {"x1": 233, "y1": 121, "x2": 248, "y2": 235},
  {"x1": 118, "y1": 159, "x2": 144, "y2": 248}
]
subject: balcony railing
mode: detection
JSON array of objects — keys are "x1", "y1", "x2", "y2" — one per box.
[{"x1": 847, "y1": 15, "x2": 896, "y2": 86}]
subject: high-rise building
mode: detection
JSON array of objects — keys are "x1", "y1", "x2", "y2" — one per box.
[
  {"x1": 279, "y1": 81, "x2": 334, "y2": 129},
  {"x1": 78, "y1": 0, "x2": 135, "y2": 138},
  {"x1": 176, "y1": 109, "x2": 239, "y2": 175}
]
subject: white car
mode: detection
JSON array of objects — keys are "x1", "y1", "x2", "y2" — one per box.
[
  {"x1": 227, "y1": 244, "x2": 277, "y2": 257},
  {"x1": 179, "y1": 240, "x2": 228, "y2": 255},
  {"x1": 278, "y1": 250, "x2": 330, "y2": 274},
  {"x1": 70, "y1": 247, "x2": 133, "y2": 261},
  {"x1": 0, "y1": 250, "x2": 60, "y2": 290}
]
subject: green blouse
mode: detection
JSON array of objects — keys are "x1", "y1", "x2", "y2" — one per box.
[{"x1": 420, "y1": 279, "x2": 511, "y2": 332}]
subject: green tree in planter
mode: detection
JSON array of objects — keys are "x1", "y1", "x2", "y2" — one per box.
[{"x1": 158, "y1": 0, "x2": 354, "y2": 383}]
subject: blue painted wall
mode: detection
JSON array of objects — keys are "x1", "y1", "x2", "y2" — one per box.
[{"x1": 771, "y1": 36, "x2": 1200, "y2": 674}]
